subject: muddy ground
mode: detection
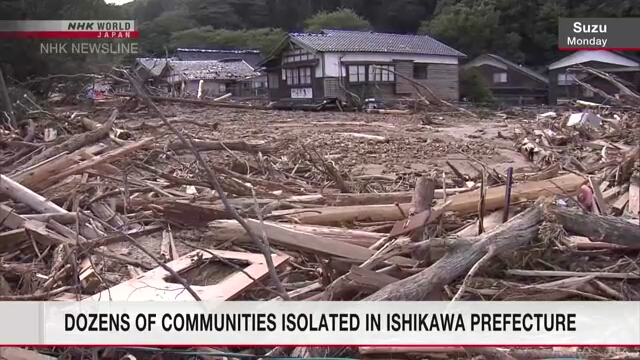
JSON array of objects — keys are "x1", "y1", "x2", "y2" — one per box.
[
  {"x1": 44, "y1": 103, "x2": 546, "y2": 293},
  {"x1": 117, "y1": 104, "x2": 534, "y2": 180}
]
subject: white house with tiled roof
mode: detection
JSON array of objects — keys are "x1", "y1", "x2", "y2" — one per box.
[{"x1": 259, "y1": 29, "x2": 466, "y2": 103}]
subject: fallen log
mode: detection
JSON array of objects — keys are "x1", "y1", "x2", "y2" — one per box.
[
  {"x1": 0, "y1": 174, "x2": 67, "y2": 214},
  {"x1": 552, "y1": 206, "x2": 640, "y2": 248},
  {"x1": 271, "y1": 174, "x2": 583, "y2": 226},
  {"x1": 364, "y1": 201, "x2": 544, "y2": 300}
]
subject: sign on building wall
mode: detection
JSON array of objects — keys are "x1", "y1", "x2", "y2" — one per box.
[{"x1": 291, "y1": 88, "x2": 313, "y2": 99}]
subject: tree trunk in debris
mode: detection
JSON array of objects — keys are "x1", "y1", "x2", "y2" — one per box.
[
  {"x1": 365, "y1": 201, "x2": 544, "y2": 301},
  {"x1": 302, "y1": 176, "x2": 441, "y2": 301},
  {"x1": 409, "y1": 175, "x2": 436, "y2": 242},
  {"x1": 291, "y1": 202, "x2": 544, "y2": 357},
  {"x1": 552, "y1": 206, "x2": 640, "y2": 248}
]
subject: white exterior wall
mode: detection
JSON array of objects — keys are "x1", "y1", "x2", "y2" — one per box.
[{"x1": 322, "y1": 52, "x2": 459, "y2": 77}]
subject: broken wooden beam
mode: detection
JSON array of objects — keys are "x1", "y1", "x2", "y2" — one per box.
[
  {"x1": 241, "y1": 219, "x2": 415, "y2": 266},
  {"x1": 207, "y1": 220, "x2": 383, "y2": 248}
]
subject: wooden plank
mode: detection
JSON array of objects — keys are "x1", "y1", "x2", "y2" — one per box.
[
  {"x1": 612, "y1": 192, "x2": 630, "y2": 213},
  {"x1": 86, "y1": 249, "x2": 289, "y2": 301},
  {"x1": 207, "y1": 220, "x2": 384, "y2": 248},
  {"x1": 48, "y1": 138, "x2": 153, "y2": 184},
  {"x1": 629, "y1": 173, "x2": 640, "y2": 216},
  {"x1": 589, "y1": 177, "x2": 608, "y2": 214},
  {"x1": 243, "y1": 218, "x2": 416, "y2": 266},
  {"x1": 271, "y1": 173, "x2": 585, "y2": 226},
  {"x1": 602, "y1": 186, "x2": 622, "y2": 202}
]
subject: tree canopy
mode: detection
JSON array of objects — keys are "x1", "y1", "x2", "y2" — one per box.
[
  {"x1": 3, "y1": 0, "x2": 640, "y2": 82},
  {"x1": 303, "y1": 8, "x2": 372, "y2": 32}
]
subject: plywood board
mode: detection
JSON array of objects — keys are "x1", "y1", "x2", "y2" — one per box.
[{"x1": 86, "y1": 250, "x2": 289, "y2": 301}]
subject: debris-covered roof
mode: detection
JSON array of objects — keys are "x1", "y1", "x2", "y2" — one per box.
[
  {"x1": 136, "y1": 57, "x2": 177, "y2": 76},
  {"x1": 165, "y1": 59, "x2": 259, "y2": 81},
  {"x1": 290, "y1": 29, "x2": 465, "y2": 57},
  {"x1": 175, "y1": 48, "x2": 264, "y2": 66},
  {"x1": 485, "y1": 54, "x2": 549, "y2": 84}
]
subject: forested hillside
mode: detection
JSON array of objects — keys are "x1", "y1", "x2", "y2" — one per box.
[
  {"x1": 124, "y1": 0, "x2": 640, "y2": 65},
  {"x1": 2, "y1": 0, "x2": 640, "y2": 82}
]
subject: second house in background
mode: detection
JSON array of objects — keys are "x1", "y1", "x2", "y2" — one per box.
[
  {"x1": 461, "y1": 53, "x2": 549, "y2": 105},
  {"x1": 259, "y1": 29, "x2": 466, "y2": 104}
]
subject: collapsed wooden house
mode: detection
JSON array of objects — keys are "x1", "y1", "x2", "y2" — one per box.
[{"x1": 158, "y1": 59, "x2": 264, "y2": 98}]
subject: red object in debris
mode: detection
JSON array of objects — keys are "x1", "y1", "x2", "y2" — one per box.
[{"x1": 577, "y1": 184, "x2": 594, "y2": 209}]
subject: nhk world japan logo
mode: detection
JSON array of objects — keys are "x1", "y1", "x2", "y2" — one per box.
[{"x1": 0, "y1": 20, "x2": 138, "y2": 39}]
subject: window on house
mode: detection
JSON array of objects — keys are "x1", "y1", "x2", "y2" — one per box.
[
  {"x1": 292, "y1": 68, "x2": 299, "y2": 85},
  {"x1": 369, "y1": 64, "x2": 395, "y2": 82},
  {"x1": 300, "y1": 67, "x2": 312, "y2": 84},
  {"x1": 558, "y1": 73, "x2": 577, "y2": 85},
  {"x1": 219, "y1": 83, "x2": 226, "y2": 93},
  {"x1": 268, "y1": 73, "x2": 279, "y2": 88},
  {"x1": 284, "y1": 67, "x2": 313, "y2": 85},
  {"x1": 348, "y1": 65, "x2": 366, "y2": 82},
  {"x1": 493, "y1": 72, "x2": 507, "y2": 83},
  {"x1": 283, "y1": 51, "x2": 312, "y2": 63},
  {"x1": 413, "y1": 64, "x2": 428, "y2": 79},
  {"x1": 286, "y1": 69, "x2": 294, "y2": 85}
]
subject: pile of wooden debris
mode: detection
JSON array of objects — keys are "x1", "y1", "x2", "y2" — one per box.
[{"x1": 1, "y1": 81, "x2": 639, "y2": 360}]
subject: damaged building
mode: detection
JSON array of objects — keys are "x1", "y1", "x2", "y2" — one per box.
[{"x1": 158, "y1": 59, "x2": 263, "y2": 97}]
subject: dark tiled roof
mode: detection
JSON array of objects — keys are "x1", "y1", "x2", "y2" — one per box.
[
  {"x1": 485, "y1": 54, "x2": 549, "y2": 84},
  {"x1": 290, "y1": 29, "x2": 465, "y2": 57},
  {"x1": 175, "y1": 48, "x2": 263, "y2": 66}
]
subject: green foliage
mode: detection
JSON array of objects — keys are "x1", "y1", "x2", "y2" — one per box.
[
  {"x1": 170, "y1": 28, "x2": 286, "y2": 54},
  {"x1": 419, "y1": 2, "x2": 522, "y2": 61},
  {"x1": 4, "y1": 0, "x2": 640, "y2": 87},
  {"x1": 303, "y1": 8, "x2": 372, "y2": 32},
  {"x1": 139, "y1": 9, "x2": 197, "y2": 55},
  {"x1": 459, "y1": 68, "x2": 493, "y2": 103}
]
